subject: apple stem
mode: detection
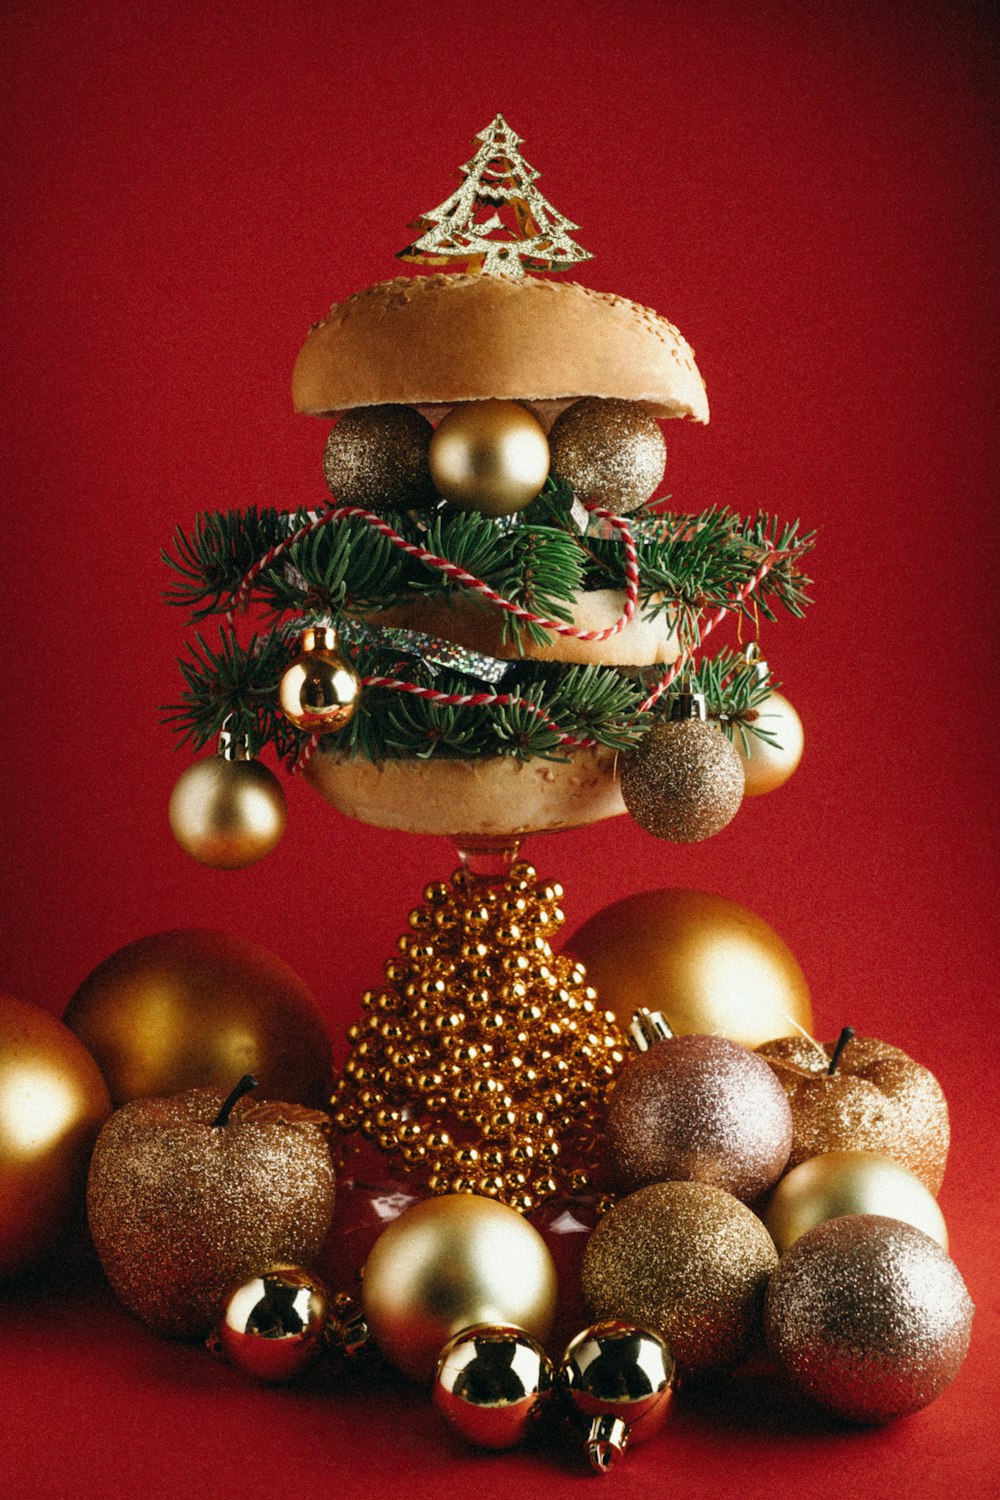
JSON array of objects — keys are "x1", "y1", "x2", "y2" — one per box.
[
  {"x1": 827, "y1": 1027, "x2": 856, "y2": 1075},
  {"x1": 212, "y1": 1074, "x2": 258, "y2": 1126}
]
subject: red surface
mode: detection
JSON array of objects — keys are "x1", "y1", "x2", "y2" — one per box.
[{"x1": 1, "y1": 2, "x2": 997, "y2": 1495}]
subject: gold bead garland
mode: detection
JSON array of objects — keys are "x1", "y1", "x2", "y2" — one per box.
[{"x1": 331, "y1": 861, "x2": 626, "y2": 1211}]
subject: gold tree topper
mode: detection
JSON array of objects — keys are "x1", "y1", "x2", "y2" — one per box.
[{"x1": 397, "y1": 114, "x2": 593, "y2": 279}]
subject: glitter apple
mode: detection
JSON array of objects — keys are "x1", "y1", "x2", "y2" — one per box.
[{"x1": 87, "y1": 1075, "x2": 336, "y2": 1338}]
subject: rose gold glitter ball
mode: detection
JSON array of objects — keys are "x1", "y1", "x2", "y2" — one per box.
[
  {"x1": 581, "y1": 1180, "x2": 778, "y2": 1373},
  {"x1": 548, "y1": 397, "x2": 666, "y2": 513},
  {"x1": 622, "y1": 719, "x2": 745, "y2": 843},
  {"x1": 323, "y1": 404, "x2": 435, "y2": 510},
  {"x1": 764, "y1": 1214, "x2": 973, "y2": 1424}
]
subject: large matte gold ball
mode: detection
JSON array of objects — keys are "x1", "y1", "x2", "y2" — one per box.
[
  {"x1": 763, "y1": 1150, "x2": 948, "y2": 1256},
  {"x1": 323, "y1": 404, "x2": 436, "y2": 511},
  {"x1": 581, "y1": 1180, "x2": 778, "y2": 1373},
  {"x1": 549, "y1": 397, "x2": 666, "y2": 513},
  {"x1": 429, "y1": 400, "x2": 550, "y2": 515},
  {"x1": 168, "y1": 756, "x2": 286, "y2": 869},
  {"x1": 361, "y1": 1194, "x2": 558, "y2": 1382},
  {"x1": 621, "y1": 719, "x2": 745, "y2": 842},
  {"x1": 0, "y1": 993, "x2": 112, "y2": 1279},
  {"x1": 63, "y1": 929, "x2": 332, "y2": 1109},
  {"x1": 764, "y1": 1215, "x2": 974, "y2": 1423},
  {"x1": 565, "y1": 888, "x2": 812, "y2": 1048},
  {"x1": 739, "y1": 691, "x2": 804, "y2": 796}
]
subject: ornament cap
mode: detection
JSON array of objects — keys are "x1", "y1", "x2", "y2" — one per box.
[
  {"x1": 217, "y1": 716, "x2": 251, "y2": 762},
  {"x1": 668, "y1": 689, "x2": 707, "y2": 722},
  {"x1": 327, "y1": 1291, "x2": 370, "y2": 1358},
  {"x1": 628, "y1": 1007, "x2": 675, "y2": 1052},
  {"x1": 743, "y1": 642, "x2": 769, "y2": 683},
  {"x1": 586, "y1": 1415, "x2": 630, "y2": 1473},
  {"x1": 302, "y1": 624, "x2": 338, "y2": 654}
]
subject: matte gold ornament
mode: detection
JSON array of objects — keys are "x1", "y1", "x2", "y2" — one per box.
[
  {"x1": 322, "y1": 404, "x2": 435, "y2": 511},
  {"x1": 361, "y1": 1194, "x2": 558, "y2": 1382},
  {"x1": 763, "y1": 1150, "x2": 949, "y2": 1256},
  {"x1": 433, "y1": 1324, "x2": 554, "y2": 1449},
  {"x1": 566, "y1": 886, "x2": 813, "y2": 1048},
  {"x1": 621, "y1": 694, "x2": 744, "y2": 842},
  {"x1": 559, "y1": 1320, "x2": 674, "y2": 1473},
  {"x1": 548, "y1": 398, "x2": 666, "y2": 513},
  {"x1": 214, "y1": 1265, "x2": 331, "y2": 1382},
  {"x1": 764, "y1": 1215, "x2": 974, "y2": 1424},
  {"x1": 168, "y1": 726, "x2": 286, "y2": 869},
  {"x1": 738, "y1": 689, "x2": 804, "y2": 796},
  {"x1": 0, "y1": 993, "x2": 112, "y2": 1280},
  {"x1": 278, "y1": 625, "x2": 360, "y2": 733},
  {"x1": 428, "y1": 400, "x2": 550, "y2": 515},
  {"x1": 581, "y1": 1180, "x2": 778, "y2": 1374}
]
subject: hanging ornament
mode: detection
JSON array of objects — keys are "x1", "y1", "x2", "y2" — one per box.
[
  {"x1": 559, "y1": 1320, "x2": 674, "y2": 1473},
  {"x1": 428, "y1": 400, "x2": 550, "y2": 515},
  {"x1": 168, "y1": 721, "x2": 287, "y2": 869},
  {"x1": 548, "y1": 398, "x2": 666, "y2": 514},
  {"x1": 433, "y1": 1324, "x2": 554, "y2": 1450},
  {"x1": 621, "y1": 691, "x2": 744, "y2": 842},
  {"x1": 213, "y1": 1265, "x2": 331, "y2": 1382},
  {"x1": 278, "y1": 625, "x2": 361, "y2": 733},
  {"x1": 733, "y1": 646, "x2": 804, "y2": 796},
  {"x1": 322, "y1": 404, "x2": 436, "y2": 511}
]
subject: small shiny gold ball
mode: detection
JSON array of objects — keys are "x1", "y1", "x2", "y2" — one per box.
[
  {"x1": 168, "y1": 756, "x2": 286, "y2": 869},
  {"x1": 216, "y1": 1266, "x2": 330, "y2": 1382},
  {"x1": 322, "y1": 404, "x2": 435, "y2": 511},
  {"x1": 738, "y1": 691, "x2": 805, "y2": 797},
  {"x1": 429, "y1": 400, "x2": 550, "y2": 516},
  {"x1": 763, "y1": 1151, "x2": 949, "y2": 1256},
  {"x1": 622, "y1": 719, "x2": 745, "y2": 842},
  {"x1": 278, "y1": 628, "x2": 360, "y2": 734},
  {"x1": 549, "y1": 397, "x2": 666, "y2": 513}
]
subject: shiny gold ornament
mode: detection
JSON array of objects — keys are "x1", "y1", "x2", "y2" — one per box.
[
  {"x1": 279, "y1": 625, "x2": 360, "y2": 734},
  {"x1": 763, "y1": 1150, "x2": 948, "y2": 1256},
  {"x1": 322, "y1": 404, "x2": 435, "y2": 511},
  {"x1": 757, "y1": 1032, "x2": 949, "y2": 1193},
  {"x1": 433, "y1": 1324, "x2": 554, "y2": 1449},
  {"x1": 428, "y1": 400, "x2": 550, "y2": 515},
  {"x1": 566, "y1": 887, "x2": 812, "y2": 1049},
  {"x1": 622, "y1": 694, "x2": 744, "y2": 842},
  {"x1": 581, "y1": 1180, "x2": 778, "y2": 1374},
  {"x1": 168, "y1": 727, "x2": 286, "y2": 869},
  {"x1": 548, "y1": 398, "x2": 666, "y2": 513},
  {"x1": 361, "y1": 1194, "x2": 558, "y2": 1382},
  {"x1": 559, "y1": 1320, "x2": 674, "y2": 1473},
  {"x1": 330, "y1": 859, "x2": 625, "y2": 1207},
  {"x1": 63, "y1": 928, "x2": 332, "y2": 1109},
  {"x1": 739, "y1": 690, "x2": 804, "y2": 796},
  {"x1": 764, "y1": 1215, "x2": 974, "y2": 1423},
  {"x1": 0, "y1": 993, "x2": 112, "y2": 1280},
  {"x1": 214, "y1": 1265, "x2": 330, "y2": 1382}
]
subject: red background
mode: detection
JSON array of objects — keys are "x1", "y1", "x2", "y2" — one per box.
[{"x1": 1, "y1": 1, "x2": 997, "y2": 1495}]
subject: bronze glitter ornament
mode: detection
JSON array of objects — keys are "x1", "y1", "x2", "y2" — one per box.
[
  {"x1": 763, "y1": 1150, "x2": 949, "y2": 1256},
  {"x1": 606, "y1": 1023, "x2": 792, "y2": 1201},
  {"x1": 548, "y1": 397, "x2": 666, "y2": 513},
  {"x1": 428, "y1": 400, "x2": 550, "y2": 515},
  {"x1": 278, "y1": 625, "x2": 361, "y2": 734},
  {"x1": 559, "y1": 1320, "x2": 674, "y2": 1473},
  {"x1": 87, "y1": 1077, "x2": 335, "y2": 1339},
  {"x1": 621, "y1": 694, "x2": 744, "y2": 843},
  {"x1": 581, "y1": 1180, "x2": 778, "y2": 1374},
  {"x1": 330, "y1": 858, "x2": 626, "y2": 1211},
  {"x1": 433, "y1": 1324, "x2": 554, "y2": 1450},
  {"x1": 214, "y1": 1265, "x2": 331, "y2": 1382},
  {"x1": 168, "y1": 725, "x2": 286, "y2": 869},
  {"x1": 757, "y1": 1031, "x2": 950, "y2": 1193},
  {"x1": 322, "y1": 404, "x2": 436, "y2": 511},
  {"x1": 764, "y1": 1215, "x2": 974, "y2": 1424}
]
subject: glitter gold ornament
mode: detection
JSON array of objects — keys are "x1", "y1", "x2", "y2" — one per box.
[
  {"x1": 756, "y1": 1030, "x2": 950, "y2": 1193},
  {"x1": 86, "y1": 1076, "x2": 336, "y2": 1338},
  {"x1": 428, "y1": 400, "x2": 550, "y2": 515},
  {"x1": 581, "y1": 1180, "x2": 778, "y2": 1374},
  {"x1": 764, "y1": 1215, "x2": 974, "y2": 1424},
  {"x1": 168, "y1": 725, "x2": 286, "y2": 869},
  {"x1": 548, "y1": 398, "x2": 666, "y2": 513},
  {"x1": 278, "y1": 625, "x2": 360, "y2": 734},
  {"x1": 559, "y1": 1320, "x2": 674, "y2": 1473},
  {"x1": 214, "y1": 1264, "x2": 331, "y2": 1382},
  {"x1": 0, "y1": 993, "x2": 112, "y2": 1280},
  {"x1": 63, "y1": 928, "x2": 332, "y2": 1110},
  {"x1": 606, "y1": 1014, "x2": 792, "y2": 1201},
  {"x1": 433, "y1": 1324, "x2": 554, "y2": 1449},
  {"x1": 322, "y1": 404, "x2": 435, "y2": 511},
  {"x1": 361, "y1": 1193, "x2": 558, "y2": 1382},
  {"x1": 566, "y1": 887, "x2": 813, "y2": 1049},
  {"x1": 763, "y1": 1150, "x2": 949, "y2": 1256},
  {"x1": 621, "y1": 693, "x2": 744, "y2": 842}
]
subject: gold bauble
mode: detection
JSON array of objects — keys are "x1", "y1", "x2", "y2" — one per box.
[
  {"x1": 548, "y1": 397, "x2": 666, "y2": 513},
  {"x1": 428, "y1": 400, "x2": 550, "y2": 515},
  {"x1": 739, "y1": 691, "x2": 804, "y2": 796},
  {"x1": 361, "y1": 1194, "x2": 558, "y2": 1382},
  {"x1": 582, "y1": 1180, "x2": 778, "y2": 1374},
  {"x1": 0, "y1": 993, "x2": 112, "y2": 1279},
  {"x1": 763, "y1": 1150, "x2": 948, "y2": 1256},
  {"x1": 278, "y1": 626, "x2": 360, "y2": 733},
  {"x1": 322, "y1": 404, "x2": 436, "y2": 511},
  {"x1": 168, "y1": 755, "x2": 286, "y2": 869},
  {"x1": 216, "y1": 1266, "x2": 331, "y2": 1382},
  {"x1": 62, "y1": 929, "x2": 332, "y2": 1109},
  {"x1": 764, "y1": 1215, "x2": 974, "y2": 1423},
  {"x1": 433, "y1": 1325, "x2": 554, "y2": 1450},
  {"x1": 566, "y1": 888, "x2": 812, "y2": 1048},
  {"x1": 621, "y1": 719, "x2": 745, "y2": 842}
]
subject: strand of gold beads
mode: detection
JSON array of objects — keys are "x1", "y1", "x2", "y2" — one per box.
[{"x1": 330, "y1": 860, "x2": 626, "y2": 1213}]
